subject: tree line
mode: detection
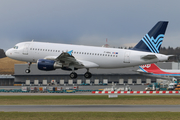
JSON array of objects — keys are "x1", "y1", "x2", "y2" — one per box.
[{"x1": 0, "y1": 49, "x2": 6, "y2": 58}]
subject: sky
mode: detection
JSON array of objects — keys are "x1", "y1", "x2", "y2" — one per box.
[{"x1": 1, "y1": 0, "x2": 180, "y2": 51}]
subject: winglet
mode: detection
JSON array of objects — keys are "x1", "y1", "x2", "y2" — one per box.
[{"x1": 67, "y1": 50, "x2": 73, "y2": 56}]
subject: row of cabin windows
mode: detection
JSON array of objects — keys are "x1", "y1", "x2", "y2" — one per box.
[
  {"x1": 30, "y1": 48, "x2": 118, "y2": 57},
  {"x1": 72, "y1": 51, "x2": 118, "y2": 57},
  {"x1": 30, "y1": 48, "x2": 60, "y2": 52}
]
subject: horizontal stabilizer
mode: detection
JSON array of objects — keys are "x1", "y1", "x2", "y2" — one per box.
[{"x1": 141, "y1": 55, "x2": 157, "y2": 60}]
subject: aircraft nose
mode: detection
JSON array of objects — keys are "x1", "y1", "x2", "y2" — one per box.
[{"x1": 5, "y1": 49, "x2": 12, "y2": 57}]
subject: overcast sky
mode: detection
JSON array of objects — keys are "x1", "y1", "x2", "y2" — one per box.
[{"x1": 1, "y1": 0, "x2": 180, "y2": 51}]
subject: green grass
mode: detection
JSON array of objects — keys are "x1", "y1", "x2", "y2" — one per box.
[
  {"x1": 0, "y1": 112, "x2": 179, "y2": 120},
  {"x1": 0, "y1": 95, "x2": 180, "y2": 105}
]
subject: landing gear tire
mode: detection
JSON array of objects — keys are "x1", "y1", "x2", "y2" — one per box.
[
  {"x1": 25, "y1": 69, "x2": 30, "y2": 73},
  {"x1": 84, "y1": 72, "x2": 92, "y2": 78},
  {"x1": 70, "y1": 72, "x2": 77, "y2": 79}
]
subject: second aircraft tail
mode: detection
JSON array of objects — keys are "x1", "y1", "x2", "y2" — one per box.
[{"x1": 139, "y1": 63, "x2": 161, "y2": 73}]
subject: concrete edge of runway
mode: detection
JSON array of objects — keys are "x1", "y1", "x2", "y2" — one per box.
[{"x1": 0, "y1": 105, "x2": 180, "y2": 112}]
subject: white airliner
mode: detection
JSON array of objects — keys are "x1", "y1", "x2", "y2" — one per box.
[
  {"x1": 6, "y1": 21, "x2": 169, "y2": 79},
  {"x1": 137, "y1": 63, "x2": 180, "y2": 80}
]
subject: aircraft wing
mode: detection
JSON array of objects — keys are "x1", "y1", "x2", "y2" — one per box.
[
  {"x1": 133, "y1": 69, "x2": 152, "y2": 75},
  {"x1": 55, "y1": 51, "x2": 81, "y2": 66},
  {"x1": 44, "y1": 51, "x2": 99, "y2": 68},
  {"x1": 135, "y1": 69, "x2": 178, "y2": 81},
  {"x1": 140, "y1": 73, "x2": 176, "y2": 81}
]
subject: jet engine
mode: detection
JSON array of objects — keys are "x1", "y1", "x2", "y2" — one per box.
[{"x1": 37, "y1": 59, "x2": 62, "y2": 71}]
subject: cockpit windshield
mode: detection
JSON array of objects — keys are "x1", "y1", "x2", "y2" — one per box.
[{"x1": 13, "y1": 46, "x2": 18, "y2": 49}]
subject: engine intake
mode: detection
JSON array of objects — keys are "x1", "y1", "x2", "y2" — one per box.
[{"x1": 37, "y1": 59, "x2": 62, "y2": 71}]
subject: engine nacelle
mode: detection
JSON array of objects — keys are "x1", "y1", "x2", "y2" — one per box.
[{"x1": 37, "y1": 59, "x2": 62, "y2": 71}]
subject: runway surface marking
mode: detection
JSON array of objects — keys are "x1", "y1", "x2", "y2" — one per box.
[{"x1": 0, "y1": 105, "x2": 180, "y2": 112}]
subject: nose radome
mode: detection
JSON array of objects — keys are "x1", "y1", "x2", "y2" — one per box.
[{"x1": 5, "y1": 49, "x2": 11, "y2": 57}]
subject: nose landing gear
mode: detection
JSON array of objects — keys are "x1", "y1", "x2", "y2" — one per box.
[
  {"x1": 25, "y1": 69, "x2": 30, "y2": 73},
  {"x1": 25, "y1": 62, "x2": 32, "y2": 73}
]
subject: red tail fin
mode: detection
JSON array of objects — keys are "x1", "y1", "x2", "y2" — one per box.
[{"x1": 140, "y1": 63, "x2": 161, "y2": 73}]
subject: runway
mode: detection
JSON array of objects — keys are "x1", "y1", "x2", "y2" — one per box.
[
  {"x1": 0, "y1": 92, "x2": 180, "y2": 96},
  {"x1": 1, "y1": 105, "x2": 180, "y2": 112}
]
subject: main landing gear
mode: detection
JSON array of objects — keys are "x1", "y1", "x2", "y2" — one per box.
[
  {"x1": 70, "y1": 72, "x2": 77, "y2": 79},
  {"x1": 84, "y1": 72, "x2": 92, "y2": 78},
  {"x1": 69, "y1": 68, "x2": 92, "y2": 79},
  {"x1": 25, "y1": 62, "x2": 32, "y2": 73},
  {"x1": 84, "y1": 68, "x2": 92, "y2": 78}
]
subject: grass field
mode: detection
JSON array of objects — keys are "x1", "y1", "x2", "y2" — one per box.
[
  {"x1": 0, "y1": 95, "x2": 180, "y2": 105},
  {"x1": 0, "y1": 57, "x2": 25, "y2": 74},
  {"x1": 0, "y1": 112, "x2": 179, "y2": 120},
  {"x1": 1, "y1": 95, "x2": 179, "y2": 119}
]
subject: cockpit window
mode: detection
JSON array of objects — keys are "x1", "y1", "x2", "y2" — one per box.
[{"x1": 14, "y1": 46, "x2": 18, "y2": 49}]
